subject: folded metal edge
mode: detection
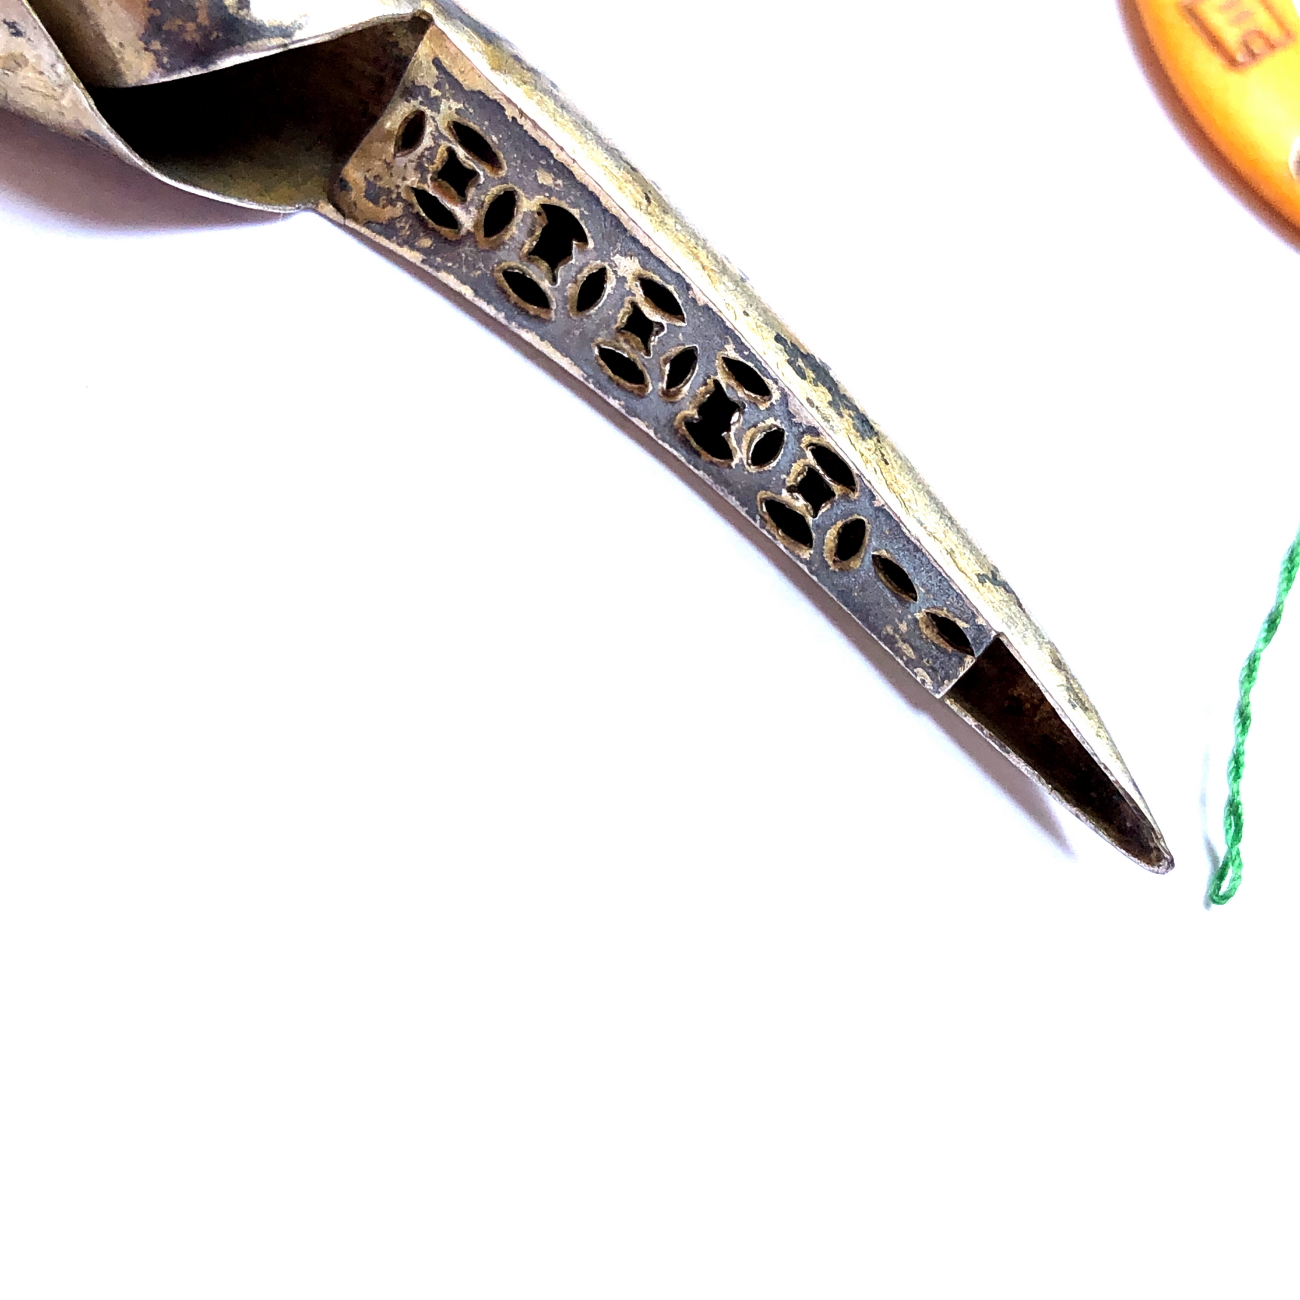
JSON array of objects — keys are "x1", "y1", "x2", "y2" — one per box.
[{"x1": 0, "y1": 0, "x2": 1173, "y2": 870}]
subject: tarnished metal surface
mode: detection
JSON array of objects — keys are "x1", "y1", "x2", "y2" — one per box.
[
  {"x1": 0, "y1": 0, "x2": 1175, "y2": 870},
  {"x1": 0, "y1": 0, "x2": 112, "y2": 141},
  {"x1": 331, "y1": 46, "x2": 992, "y2": 698},
  {"x1": 25, "y1": 0, "x2": 418, "y2": 87}
]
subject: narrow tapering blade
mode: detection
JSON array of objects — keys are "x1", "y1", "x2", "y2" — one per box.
[{"x1": 0, "y1": 0, "x2": 1172, "y2": 869}]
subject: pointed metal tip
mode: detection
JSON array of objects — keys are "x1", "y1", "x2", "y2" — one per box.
[{"x1": 945, "y1": 637, "x2": 1173, "y2": 873}]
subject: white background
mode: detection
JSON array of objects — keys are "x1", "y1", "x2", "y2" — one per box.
[{"x1": 1, "y1": 2, "x2": 1298, "y2": 1296}]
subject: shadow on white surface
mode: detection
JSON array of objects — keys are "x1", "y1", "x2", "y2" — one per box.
[
  {"x1": 345, "y1": 234, "x2": 1076, "y2": 858},
  {"x1": 1198, "y1": 747, "x2": 1224, "y2": 909},
  {"x1": 0, "y1": 96, "x2": 1073, "y2": 858},
  {"x1": 0, "y1": 109, "x2": 279, "y2": 230}
]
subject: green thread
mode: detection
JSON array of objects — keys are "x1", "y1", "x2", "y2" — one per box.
[{"x1": 1209, "y1": 525, "x2": 1300, "y2": 905}]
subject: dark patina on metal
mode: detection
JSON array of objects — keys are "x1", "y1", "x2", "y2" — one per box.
[{"x1": 0, "y1": 0, "x2": 1174, "y2": 870}]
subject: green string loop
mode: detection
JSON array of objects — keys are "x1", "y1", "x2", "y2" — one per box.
[{"x1": 1209, "y1": 526, "x2": 1300, "y2": 905}]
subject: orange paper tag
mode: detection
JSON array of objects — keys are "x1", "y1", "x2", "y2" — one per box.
[
  {"x1": 1135, "y1": 0, "x2": 1300, "y2": 230},
  {"x1": 1183, "y1": 0, "x2": 1295, "y2": 68}
]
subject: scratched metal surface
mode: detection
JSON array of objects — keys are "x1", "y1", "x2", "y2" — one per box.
[
  {"x1": 0, "y1": 0, "x2": 1171, "y2": 866},
  {"x1": 331, "y1": 44, "x2": 993, "y2": 697},
  {"x1": 24, "y1": 0, "x2": 417, "y2": 87}
]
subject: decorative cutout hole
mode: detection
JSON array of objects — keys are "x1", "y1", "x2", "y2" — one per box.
[
  {"x1": 760, "y1": 495, "x2": 814, "y2": 555},
  {"x1": 807, "y1": 442, "x2": 857, "y2": 493},
  {"x1": 745, "y1": 424, "x2": 786, "y2": 470},
  {"x1": 395, "y1": 109, "x2": 426, "y2": 156},
  {"x1": 479, "y1": 187, "x2": 519, "y2": 243},
  {"x1": 449, "y1": 120, "x2": 504, "y2": 173},
  {"x1": 412, "y1": 187, "x2": 462, "y2": 235},
  {"x1": 528, "y1": 204, "x2": 589, "y2": 282},
  {"x1": 790, "y1": 464, "x2": 835, "y2": 515},
  {"x1": 434, "y1": 148, "x2": 478, "y2": 202},
  {"x1": 826, "y1": 516, "x2": 869, "y2": 570},
  {"x1": 721, "y1": 356, "x2": 772, "y2": 403},
  {"x1": 617, "y1": 301, "x2": 663, "y2": 355},
  {"x1": 495, "y1": 264, "x2": 553, "y2": 319},
  {"x1": 921, "y1": 611, "x2": 974, "y2": 657},
  {"x1": 678, "y1": 380, "x2": 740, "y2": 463},
  {"x1": 872, "y1": 552, "x2": 918, "y2": 602},
  {"x1": 596, "y1": 345, "x2": 651, "y2": 395},
  {"x1": 571, "y1": 265, "x2": 609, "y2": 314},
  {"x1": 636, "y1": 276, "x2": 685, "y2": 322},
  {"x1": 661, "y1": 346, "x2": 698, "y2": 399}
]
